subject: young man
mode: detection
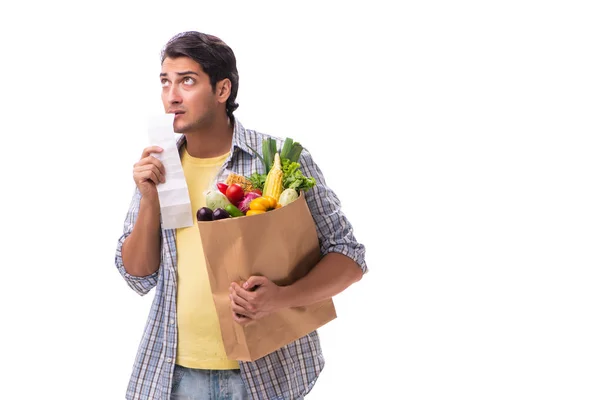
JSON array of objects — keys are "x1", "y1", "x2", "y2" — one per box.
[{"x1": 115, "y1": 31, "x2": 367, "y2": 400}]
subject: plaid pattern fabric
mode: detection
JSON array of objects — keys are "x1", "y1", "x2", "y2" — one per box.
[{"x1": 115, "y1": 118, "x2": 368, "y2": 400}]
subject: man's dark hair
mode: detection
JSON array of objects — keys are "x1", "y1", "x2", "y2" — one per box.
[{"x1": 161, "y1": 31, "x2": 239, "y2": 119}]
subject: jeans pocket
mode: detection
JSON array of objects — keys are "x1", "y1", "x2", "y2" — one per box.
[{"x1": 171, "y1": 365, "x2": 186, "y2": 393}]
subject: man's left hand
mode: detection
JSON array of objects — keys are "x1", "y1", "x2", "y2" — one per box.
[{"x1": 229, "y1": 276, "x2": 286, "y2": 326}]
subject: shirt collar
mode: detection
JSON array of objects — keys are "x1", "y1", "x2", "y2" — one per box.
[{"x1": 231, "y1": 117, "x2": 254, "y2": 156}]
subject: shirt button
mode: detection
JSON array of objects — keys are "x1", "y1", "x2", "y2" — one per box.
[
  {"x1": 170, "y1": 319, "x2": 175, "y2": 325},
  {"x1": 166, "y1": 358, "x2": 172, "y2": 363}
]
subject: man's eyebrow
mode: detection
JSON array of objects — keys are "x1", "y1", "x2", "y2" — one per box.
[{"x1": 159, "y1": 71, "x2": 199, "y2": 77}]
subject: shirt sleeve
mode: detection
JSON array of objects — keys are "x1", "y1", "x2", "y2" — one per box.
[
  {"x1": 114, "y1": 188, "x2": 160, "y2": 296},
  {"x1": 300, "y1": 149, "x2": 368, "y2": 274}
]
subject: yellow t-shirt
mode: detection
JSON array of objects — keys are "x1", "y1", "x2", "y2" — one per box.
[{"x1": 175, "y1": 147, "x2": 239, "y2": 370}]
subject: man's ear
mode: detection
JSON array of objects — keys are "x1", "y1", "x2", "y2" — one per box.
[{"x1": 216, "y1": 78, "x2": 231, "y2": 103}]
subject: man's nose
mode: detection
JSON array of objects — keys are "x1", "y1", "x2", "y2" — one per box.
[{"x1": 167, "y1": 85, "x2": 182, "y2": 104}]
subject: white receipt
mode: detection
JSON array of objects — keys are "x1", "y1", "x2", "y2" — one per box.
[{"x1": 147, "y1": 114, "x2": 193, "y2": 229}]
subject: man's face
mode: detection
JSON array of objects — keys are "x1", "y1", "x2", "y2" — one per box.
[{"x1": 160, "y1": 56, "x2": 219, "y2": 133}]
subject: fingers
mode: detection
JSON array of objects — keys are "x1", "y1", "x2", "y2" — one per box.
[
  {"x1": 229, "y1": 290, "x2": 256, "y2": 315},
  {"x1": 232, "y1": 311, "x2": 252, "y2": 326},
  {"x1": 140, "y1": 146, "x2": 163, "y2": 159},
  {"x1": 230, "y1": 282, "x2": 255, "y2": 303},
  {"x1": 134, "y1": 149, "x2": 166, "y2": 185},
  {"x1": 230, "y1": 299, "x2": 252, "y2": 317},
  {"x1": 230, "y1": 295, "x2": 254, "y2": 326},
  {"x1": 135, "y1": 154, "x2": 166, "y2": 176},
  {"x1": 243, "y1": 276, "x2": 267, "y2": 291},
  {"x1": 134, "y1": 164, "x2": 165, "y2": 185}
]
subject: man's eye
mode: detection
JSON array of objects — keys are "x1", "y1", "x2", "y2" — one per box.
[
  {"x1": 183, "y1": 77, "x2": 195, "y2": 85},
  {"x1": 161, "y1": 79, "x2": 170, "y2": 87}
]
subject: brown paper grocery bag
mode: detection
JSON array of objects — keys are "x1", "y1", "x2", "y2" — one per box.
[{"x1": 197, "y1": 191, "x2": 337, "y2": 361}]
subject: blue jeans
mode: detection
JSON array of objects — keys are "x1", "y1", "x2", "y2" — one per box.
[{"x1": 170, "y1": 365, "x2": 249, "y2": 400}]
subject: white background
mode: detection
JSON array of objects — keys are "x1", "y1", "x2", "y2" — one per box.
[{"x1": 1, "y1": 1, "x2": 599, "y2": 399}]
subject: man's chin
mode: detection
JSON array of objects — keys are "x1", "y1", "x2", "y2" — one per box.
[
  {"x1": 172, "y1": 122, "x2": 186, "y2": 134},
  {"x1": 173, "y1": 119, "x2": 203, "y2": 134}
]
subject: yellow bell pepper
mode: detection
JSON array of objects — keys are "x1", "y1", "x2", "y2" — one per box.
[
  {"x1": 246, "y1": 209, "x2": 266, "y2": 216},
  {"x1": 249, "y1": 197, "x2": 270, "y2": 211},
  {"x1": 263, "y1": 195, "x2": 278, "y2": 209}
]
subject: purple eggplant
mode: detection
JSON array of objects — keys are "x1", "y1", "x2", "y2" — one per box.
[
  {"x1": 212, "y1": 208, "x2": 231, "y2": 220},
  {"x1": 196, "y1": 207, "x2": 213, "y2": 221}
]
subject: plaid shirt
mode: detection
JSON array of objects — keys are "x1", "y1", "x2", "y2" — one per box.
[{"x1": 115, "y1": 118, "x2": 368, "y2": 400}]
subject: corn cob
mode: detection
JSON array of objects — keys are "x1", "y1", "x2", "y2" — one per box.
[{"x1": 263, "y1": 152, "x2": 283, "y2": 200}]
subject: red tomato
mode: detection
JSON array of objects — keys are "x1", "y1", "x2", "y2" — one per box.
[
  {"x1": 226, "y1": 183, "x2": 245, "y2": 204},
  {"x1": 217, "y1": 182, "x2": 229, "y2": 195},
  {"x1": 251, "y1": 188, "x2": 262, "y2": 196}
]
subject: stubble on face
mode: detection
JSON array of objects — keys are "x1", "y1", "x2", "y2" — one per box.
[{"x1": 173, "y1": 104, "x2": 216, "y2": 134}]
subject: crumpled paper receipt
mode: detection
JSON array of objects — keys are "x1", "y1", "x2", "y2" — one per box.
[{"x1": 147, "y1": 113, "x2": 193, "y2": 229}]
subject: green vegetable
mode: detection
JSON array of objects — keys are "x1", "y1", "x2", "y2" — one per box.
[
  {"x1": 247, "y1": 137, "x2": 315, "y2": 192},
  {"x1": 249, "y1": 137, "x2": 304, "y2": 173},
  {"x1": 280, "y1": 138, "x2": 304, "y2": 163},
  {"x1": 248, "y1": 137, "x2": 276, "y2": 174},
  {"x1": 206, "y1": 190, "x2": 233, "y2": 210},
  {"x1": 263, "y1": 138, "x2": 277, "y2": 172},
  {"x1": 249, "y1": 172, "x2": 267, "y2": 191},
  {"x1": 224, "y1": 204, "x2": 244, "y2": 217},
  {"x1": 278, "y1": 188, "x2": 299, "y2": 206},
  {"x1": 281, "y1": 158, "x2": 316, "y2": 191}
]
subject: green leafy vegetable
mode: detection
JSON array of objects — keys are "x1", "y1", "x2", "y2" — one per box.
[
  {"x1": 281, "y1": 158, "x2": 316, "y2": 192},
  {"x1": 247, "y1": 137, "x2": 315, "y2": 192},
  {"x1": 249, "y1": 172, "x2": 267, "y2": 191}
]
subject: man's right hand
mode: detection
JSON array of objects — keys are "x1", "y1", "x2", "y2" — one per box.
[{"x1": 133, "y1": 146, "x2": 166, "y2": 200}]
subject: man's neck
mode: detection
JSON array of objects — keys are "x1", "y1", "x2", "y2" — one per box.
[{"x1": 183, "y1": 116, "x2": 234, "y2": 158}]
